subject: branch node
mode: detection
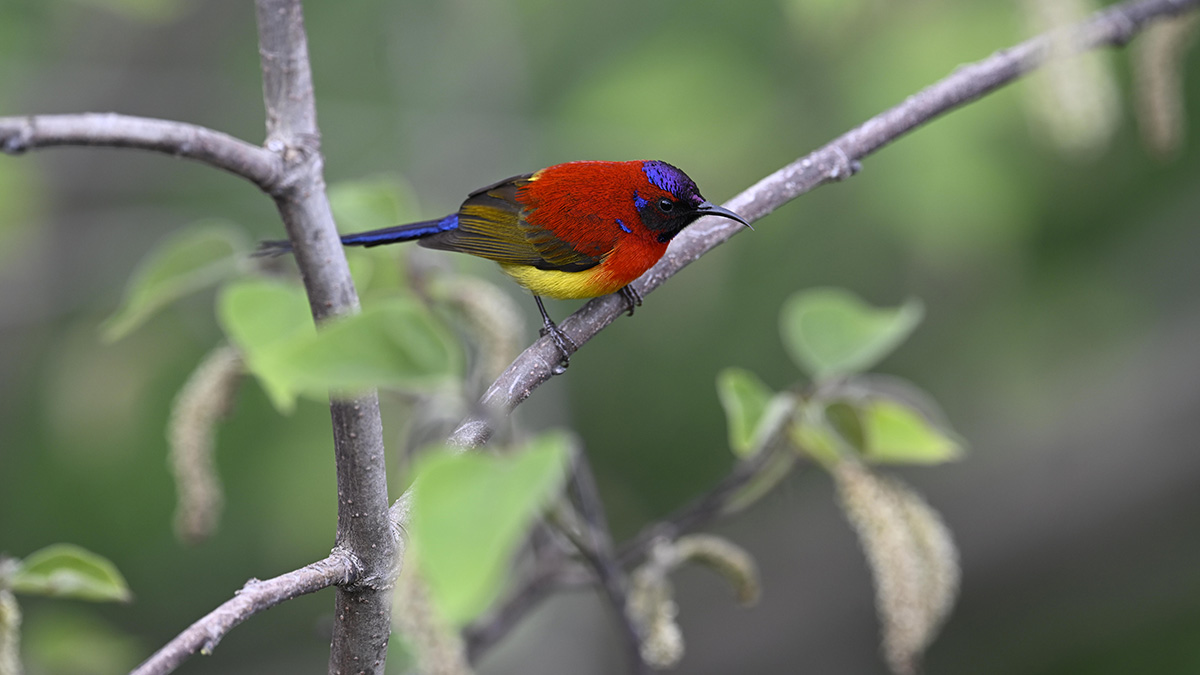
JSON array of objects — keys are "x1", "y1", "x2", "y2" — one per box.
[
  {"x1": 328, "y1": 544, "x2": 399, "y2": 593},
  {"x1": 0, "y1": 117, "x2": 34, "y2": 155},
  {"x1": 827, "y1": 144, "x2": 860, "y2": 181},
  {"x1": 1109, "y1": 9, "x2": 1141, "y2": 46}
]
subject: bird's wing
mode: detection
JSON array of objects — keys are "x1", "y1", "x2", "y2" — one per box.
[{"x1": 421, "y1": 174, "x2": 602, "y2": 273}]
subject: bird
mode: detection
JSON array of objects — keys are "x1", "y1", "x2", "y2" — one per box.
[{"x1": 258, "y1": 160, "x2": 749, "y2": 365}]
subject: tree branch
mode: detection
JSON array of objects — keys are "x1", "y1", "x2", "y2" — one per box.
[
  {"x1": 615, "y1": 443, "x2": 790, "y2": 569},
  {"x1": 442, "y1": 0, "x2": 1200, "y2": 660},
  {"x1": 253, "y1": 2, "x2": 397, "y2": 674},
  {"x1": 0, "y1": 113, "x2": 283, "y2": 193},
  {"x1": 0, "y1": 0, "x2": 1193, "y2": 671},
  {"x1": 444, "y1": 0, "x2": 1200, "y2": 450},
  {"x1": 1, "y1": 4, "x2": 397, "y2": 672},
  {"x1": 463, "y1": 564, "x2": 563, "y2": 662},
  {"x1": 130, "y1": 553, "x2": 354, "y2": 675},
  {"x1": 462, "y1": 415, "x2": 795, "y2": 660}
]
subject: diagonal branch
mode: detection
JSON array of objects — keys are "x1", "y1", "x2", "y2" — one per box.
[
  {"x1": 443, "y1": 0, "x2": 1200, "y2": 451},
  {"x1": 439, "y1": 0, "x2": 1200, "y2": 659},
  {"x1": 130, "y1": 553, "x2": 354, "y2": 675},
  {"x1": 565, "y1": 452, "x2": 647, "y2": 674},
  {"x1": 0, "y1": 113, "x2": 283, "y2": 193}
]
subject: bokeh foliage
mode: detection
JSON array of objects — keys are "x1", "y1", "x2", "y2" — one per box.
[{"x1": 2, "y1": 0, "x2": 1199, "y2": 673}]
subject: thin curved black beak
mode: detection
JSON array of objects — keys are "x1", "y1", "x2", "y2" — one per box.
[{"x1": 696, "y1": 201, "x2": 753, "y2": 230}]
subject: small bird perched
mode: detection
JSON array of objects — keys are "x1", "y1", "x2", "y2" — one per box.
[{"x1": 259, "y1": 160, "x2": 749, "y2": 364}]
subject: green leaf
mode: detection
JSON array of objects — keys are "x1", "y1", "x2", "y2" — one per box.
[
  {"x1": 789, "y1": 416, "x2": 843, "y2": 468},
  {"x1": 217, "y1": 280, "x2": 314, "y2": 410},
  {"x1": 218, "y1": 279, "x2": 313, "y2": 353},
  {"x1": 860, "y1": 399, "x2": 963, "y2": 465},
  {"x1": 102, "y1": 221, "x2": 247, "y2": 342},
  {"x1": 825, "y1": 401, "x2": 866, "y2": 453},
  {"x1": 780, "y1": 288, "x2": 923, "y2": 379},
  {"x1": 10, "y1": 544, "x2": 131, "y2": 603},
  {"x1": 716, "y1": 368, "x2": 775, "y2": 457},
  {"x1": 409, "y1": 434, "x2": 570, "y2": 625},
  {"x1": 263, "y1": 299, "x2": 461, "y2": 405},
  {"x1": 218, "y1": 280, "x2": 459, "y2": 412}
]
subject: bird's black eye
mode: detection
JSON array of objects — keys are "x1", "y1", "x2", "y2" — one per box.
[{"x1": 657, "y1": 198, "x2": 674, "y2": 213}]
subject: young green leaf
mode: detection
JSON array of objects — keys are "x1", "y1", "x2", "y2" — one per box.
[
  {"x1": 780, "y1": 288, "x2": 923, "y2": 379},
  {"x1": 218, "y1": 281, "x2": 460, "y2": 411},
  {"x1": 716, "y1": 368, "x2": 775, "y2": 457},
  {"x1": 260, "y1": 298, "x2": 460, "y2": 407},
  {"x1": 102, "y1": 221, "x2": 247, "y2": 342},
  {"x1": 789, "y1": 418, "x2": 843, "y2": 468},
  {"x1": 217, "y1": 279, "x2": 313, "y2": 352},
  {"x1": 409, "y1": 434, "x2": 570, "y2": 626},
  {"x1": 825, "y1": 401, "x2": 866, "y2": 453},
  {"x1": 9, "y1": 544, "x2": 131, "y2": 603},
  {"x1": 860, "y1": 399, "x2": 963, "y2": 465},
  {"x1": 788, "y1": 401, "x2": 849, "y2": 468},
  {"x1": 217, "y1": 279, "x2": 312, "y2": 410}
]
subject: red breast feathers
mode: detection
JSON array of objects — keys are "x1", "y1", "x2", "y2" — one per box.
[{"x1": 517, "y1": 161, "x2": 675, "y2": 285}]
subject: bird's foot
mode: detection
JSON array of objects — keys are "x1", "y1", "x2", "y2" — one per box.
[
  {"x1": 534, "y1": 295, "x2": 576, "y2": 369},
  {"x1": 539, "y1": 321, "x2": 578, "y2": 369},
  {"x1": 618, "y1": 285, "x2": 643, "y2": 317}
]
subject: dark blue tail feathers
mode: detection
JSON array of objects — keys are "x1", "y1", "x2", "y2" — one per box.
[
  {"x1": 254, "y1": 214, "x2": 458, "y2": 257},
  {"x1": 339, "y1": 214, "x2": 459, "y2": 248}
]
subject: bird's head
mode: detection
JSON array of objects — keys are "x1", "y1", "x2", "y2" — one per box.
[{"x1": 635, "y1": 160, "x2": 750, "y2": 243}]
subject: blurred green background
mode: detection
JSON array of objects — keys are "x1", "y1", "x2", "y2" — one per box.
[{"x1": 2, "y1": 0, "x2": 1199, "y2": 673}]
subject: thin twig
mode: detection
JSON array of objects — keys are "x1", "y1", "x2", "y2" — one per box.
[
  {"x1": 616, "y1": 445, "x2": 788, "y2": 569},
  {"x1": 566, "y1": 452, "x2": 647, "y2": 674},
  {"x1": 462, "y1": 560, "x2": 566, "y2": 662},
  {"x1": 0, "y1": 113, "x2": 283, "y2": 192},
  {"x1": 130, "y1": 554, "x2": 354, "y2": 675},
  {"x1": 465, "y1": 435, "x2": 792, "y2": 659}
]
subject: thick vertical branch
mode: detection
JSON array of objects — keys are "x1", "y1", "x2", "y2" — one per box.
[{"x1": 254, "y1": 2, "x2": 396, "y2": 673}]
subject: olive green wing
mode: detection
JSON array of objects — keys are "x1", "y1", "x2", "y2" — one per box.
[{"x1": 419, "y1": 174, "x2": 601, "y2": 273}]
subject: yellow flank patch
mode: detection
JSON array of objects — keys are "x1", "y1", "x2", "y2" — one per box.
[{"x1": 498, "y1": 263, "x2": 625, "y2": 299}]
